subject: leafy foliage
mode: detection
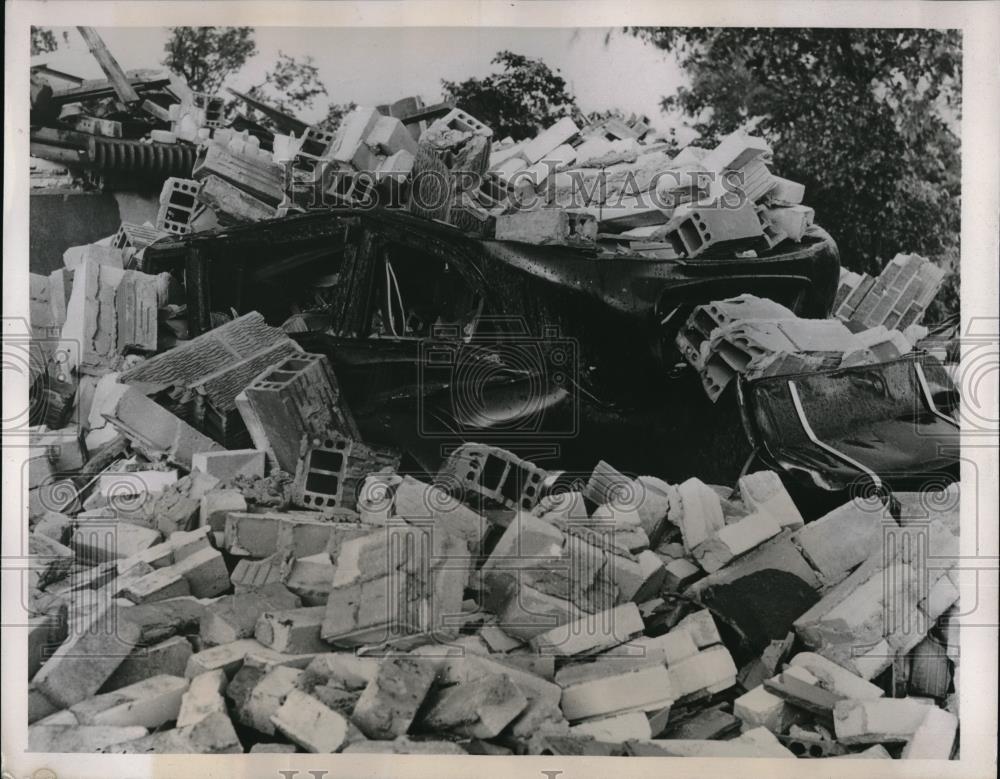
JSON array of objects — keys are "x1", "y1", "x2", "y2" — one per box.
[
  {"x1": 163, "y1": 27, "x2": 257, "y2": 95},
  {"x1": 31, "y1": 27, "x2": 62, "y2": 56},
  {"x1": 442, "y1": 51, "x2": 578, "y2": 140},
  {"x1": 628, "y1": 28, "x2": 961, "y2": 318},
  {"x1": 320, "y1": 101, "x2": 358, "y2": 131},
  {"x1": 246, "y1": 51, "x2": 328, "y2": 116}
]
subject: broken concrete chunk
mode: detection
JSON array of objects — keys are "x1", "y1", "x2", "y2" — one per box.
[
  {"x1": 102, "y1": 635, "x2": 194, "y2": 692},
  {"x1": 422, "y1": 674, "x2": 528, "y2": 738},
  {"x1": 677, "y1": 478, "x2": 725, "y2": 552},
  {"x1": 185, "y1": 638, "x2": 265, "y2": 679},
  {"x1": 177, "y1": 669, "x2": 228, "y2": 727},
  {"x1": 255, "y1": 606, "x2": 328, "y2": 654},
  {"x1": 108, "y1": 710, "x2": 242, "y2": 753},
  {"x1": 833, "y1": 697, "x2": 937, "y2": 745},
  {"x1": 200, "y1": 584, "x2": 301, "y2": 646},
  {"x1": 69, "y1": 674, "x2": 188, "y2": 728},
  {"x1": 351, "y1": 656, "x2": 439, "y2": 738},
  {"x1": 192, "y1": 448, "x2": 266, "y2": 482},
  {"x1": 559, "y1": 662, "x2": 674, "y2": 722},
  {"x1": 693, "y1": 511, "x2": 782, "y2": 573},
  {"x1": 271, "y1": 688, "x2": 349, "y2": 753},
  {"x1": 788, "y1": 652, "x2": 884, "y2": 701},
  {"x1": 171, "y1": 545, "x2": 230, "y2": 598},
  {"x1": 901, "y1": 705, "x2": 958, "y2": 758},
  {"x1": 790, "y1": 497, "x2": 886, "y2": 585},
  {"x1": 737, "y1": 471, "x2": 803, "y2": 530},
  {"x1": 570, "y1": 711, "x2": 652, "y2": 742},
  {"x1": 29, "y1": 724, "x2": 149, "y2": 752},
  {"x1": 530, "y1": 603, "x2": 645, "y2": 656},
  {"x1": 239, "y1": 665, "x2": 302, "y2": 735}
]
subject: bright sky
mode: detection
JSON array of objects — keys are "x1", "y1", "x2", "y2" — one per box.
[{"x1": 33, "y1": 26, "x2": 694, "y2": 136}]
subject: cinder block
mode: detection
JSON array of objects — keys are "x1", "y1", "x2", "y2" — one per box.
[
  {"x1": 239, "y1": 352, "x2": 359, "y2": 474},
  {"x1": 439, "y1": 443, "x2": 550, "y2": 513},
  {"x1": 666, "y1": 200, "x2": 764, "y2": 259},
  {"x1": 426, "y1": 107, "x2": 493, "y2": 138},
  {"x1": 292, "y1": 431, "x2": 399, "y2": 511},
  {"x1": 156, "y1": 178, "x2": 203, "y2": 235}
]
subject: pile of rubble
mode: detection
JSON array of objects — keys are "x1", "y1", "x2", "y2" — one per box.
[
  {"x1": 24, "y1": 31, "x2": 960, "y2": 759},
  {"x1": 27, "y1": 406, "x2": 961, "y2": 756}
]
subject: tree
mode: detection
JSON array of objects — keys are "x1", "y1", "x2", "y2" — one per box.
[
  {"x1": 627, "y1": 28, "x2": 960, "y2": 319},
  {"x1": 163, "y1": 27, "x2": 256, "y2": 94},
  {"x1": 320, "y1": 101, "x2": 357, "y2": 131},
  {"x1": 246, "y1": 51, "x2": 328, "y2": 117},
  {"x1": 442, "y1": 50, "x2": 578, "y2": 140},
  {"x1": 31, "y1": 27, "x2": 63, "y2": 56}
]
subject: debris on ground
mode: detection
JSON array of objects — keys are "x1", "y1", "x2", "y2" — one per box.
[{"x1": 23, "y1": 30, "x2": 962, "y2": 757}]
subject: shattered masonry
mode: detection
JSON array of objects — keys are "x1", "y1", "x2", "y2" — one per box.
[{"x1": 24, "y1": 30, "x2": 961, "y2": 757}]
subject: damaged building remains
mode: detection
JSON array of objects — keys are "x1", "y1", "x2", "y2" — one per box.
[{"x1": 22, "y1": 28, "x2": 963, "y2": 759}]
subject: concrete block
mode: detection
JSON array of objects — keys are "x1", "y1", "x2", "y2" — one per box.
[
  {"x1": 615, "y1": 628, "x2": 700, "y2": 667},
  {"x1": 239, "y1": 665, "x2": 302, "y2": 735},
  {"x1": 70, "y1": 674, "x2": 187, "y2": 729},
  {"x1": 559, "y1": 663, "x2": 674, "y2": 721},
  {"x1": 271, "y1": 688, "x2": 348, "y2": 752},
  {"x1": 185, "y1": 638, "x2": 265, "y2": 679},
  {"x1": 440, "y1": 654, "x2": 566, "y2": 739},
  {"x1": 733, "y1": 683, "x2": 801, "y2": 733},
  {"x1": 102, "y1": 636, "x2": 194, "y2": 692},
  {"x1": 176, "y1": 669, "x2": 228, "y2": 727},
  {"x1": 764, "y1": 204, "x2": 814, "y2": 242},
  {"x1": 200, "y1": 584, "x2": 300, "y2": 646},
  {"x1": 367, "y1": 114, "x2": 418, "y2": 156},
  {"x1": 121, "y1": 568, "x2": 191, "y2": 604},
  {"x1": 521, "y1": 117, "x2": 579, "y2": 164},
  {"x1": 285, "y1": 552, "x2": 336, "y2": 605},
  {"x1": 703, "y1": 130, "x2": 771, "y2": 173},
  {"x1": 901, "y1": 705, "x2": 957, "y2": 758},
  {"x1": 833, "y1": 697, "x2": 936, "y2": 744},
  {"x1": 422, "y1": 674, "x2": 528, "y2": 738},
  {"x1": 789, "y1": 652, "x2": 884, "y2": 701},
  {"x1": 495, "y1": 209, "x2": 597, "y2": 247},
  {"x1": 666, "y1": 200, "x2": 764, "y2": 259},
  {"x1": 570, "y1": 711, "x2": 652, "y2": 742},
  {"x1": 255, "y1": 606, "x2": 328, "y2": 654},
  {"x1": 769, "y1": 176, "x2": 805, "y2": 204},
  {"x1": 677, "y1": 478, "x2": 725, "y2": 552},
  {"x1": 171, "y1": 545, "x2": 230, "y2": 598},
  {"x1": 239, "y1": 352, "x2": 358, "y2": 474},
  {"x1": 737, "y1": 471, "x2": 803, "y2": 530},
  {"x1": 351, "y1": 656, "x2": 439, "y2": 738},
  {"x1": 667, "y1": 645, "x2": 737, "y2": 699},
  {"x1": 192, "y1": 449, "x2": 266, "y2": 482},
  {"x1": 199, "y1": 489, "x2": 247, "y2": 532},
  {"x1": 790, "y1": 497, "x2": 886, "y2": 585},
  {"x1": 29, "y1": 724, "x2": 149, "y2": 752},
  {"x1": 693, "y1": 511, "x2": 782, "y2": 573},
  {"x1": 530, "y1": 603, "x2": 644, "y2": 656}
]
